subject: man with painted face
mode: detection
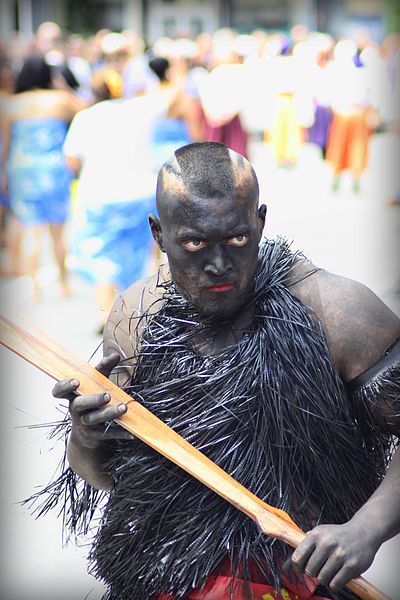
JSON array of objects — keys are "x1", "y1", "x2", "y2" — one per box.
[{"x1": 53, "y1": 142, "x2": 400, "y2": 600}]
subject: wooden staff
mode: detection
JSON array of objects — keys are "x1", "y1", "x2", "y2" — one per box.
[{"x1": 0, "y1": 313, "x2": 392, "y2": 600}]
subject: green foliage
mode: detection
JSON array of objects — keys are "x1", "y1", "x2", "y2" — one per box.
[
  {"x1": 386, "y1": 0, "x2": 400, "y2": 34},
  {"x1": 65, "y1": 0, "x2": 99, "y2": 35}
]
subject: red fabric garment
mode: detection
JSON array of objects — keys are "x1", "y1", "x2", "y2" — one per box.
[
  {"x1": 154, "y1": 562, "x2": 330, "y2": 600},
  {"x1": 154, "y1": 575, "x2": 330, "y2": 599},
  {"x1": 201, "y1": 113, "x2": 249, "y2": 159}
]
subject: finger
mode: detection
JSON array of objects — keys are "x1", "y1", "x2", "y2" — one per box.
[
  {"x1": 314, "y1": 555, "x2": 344, "y2": 588},
  {"x1": 328, "y1": 563, "x2": 357, "y2": 593},
  {"x1": 80, "y1": 403, "x2": 127, "y2": 426},
  {"x1": 71, "y1": 392, "x2": 111, "y2": 414},
  {"x1": 100, "y1": 427, "x2": 135, "y2": 441},
  {"x1": 79, "y1": 425, "x2": 135, "y2": 443},
  {"x1": 52, "y1": 378, "x2": 80, "y2": 400},
  {"x1": 291, "y1": 535, "x2": 316, "y2": 573},
  {"x1": 303, "y1": 551, "x2": 329, "y2": 579},
  {"x1": 282, "y1": 556, "x2": 292, "y2": 573},
  {"x1": 95, "y1": 353, "x2": 121, "y2": 378}
]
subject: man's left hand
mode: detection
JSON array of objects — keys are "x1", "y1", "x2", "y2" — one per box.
[{"x1": 288, "y1": 521, "x2": 380, "y2": 592}]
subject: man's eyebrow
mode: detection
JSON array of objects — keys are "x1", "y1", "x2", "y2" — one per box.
[
  {"x1": 175, "y1": 228, "x2": 206, "y2": 239},
  {"x1": 228, "y1": 225, "x2": 251, "y2": 234},
  {"x1": 222, "y1": 226, "x2": 251, "y2": 239},
  {"x1": 175, "y1": 226, "x2": 251, "y2": 243}
]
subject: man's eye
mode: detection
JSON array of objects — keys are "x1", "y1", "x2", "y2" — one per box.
[
  {"x1": 228, "y1": 235, "x2": 248, "y2": 247},
  {"x1": 182, "y1": 240, "x2": 206, "y2": 252}
]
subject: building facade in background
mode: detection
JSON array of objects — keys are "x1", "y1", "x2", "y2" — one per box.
[{"x1": 0, "y1": 0, "x2": 396, "y2": 45}]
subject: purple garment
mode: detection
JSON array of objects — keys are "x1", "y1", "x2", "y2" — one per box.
[
  {"x1": 307, "y1": 105, "x2": 333, "y2": 153},
  {"x1": 202, "y1": 113, "x2": 248, "y2": 159}
]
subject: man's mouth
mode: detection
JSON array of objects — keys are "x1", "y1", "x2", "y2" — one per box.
[{"x1": 206, "y1": 283, "x2": 234, "y2": 292}]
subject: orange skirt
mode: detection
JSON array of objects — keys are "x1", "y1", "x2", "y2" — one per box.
[{"x1": 325, "y1": 110, "x2": 371, "y2": 176}]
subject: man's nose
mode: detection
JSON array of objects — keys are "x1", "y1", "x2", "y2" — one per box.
[{"x1": 203, "y1": 245, "x2": 233, "y2": 277}]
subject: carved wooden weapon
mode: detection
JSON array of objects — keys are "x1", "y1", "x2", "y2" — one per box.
[{"x1": 0, "y1": 313, "x2": 392, "y2": 600}]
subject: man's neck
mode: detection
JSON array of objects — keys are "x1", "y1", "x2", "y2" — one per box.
[{"x1": 192, "y1": 303, "x2": 255, "y2": 356}]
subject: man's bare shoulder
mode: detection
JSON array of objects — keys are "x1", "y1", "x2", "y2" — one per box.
[
  {"x1": 285, "y1": 259, "x2": 400, "y2": 382},
  {"x1": 119, "y1": 265, "x2": 169, "y2": 317},
  {"x1": 104, "y1": 265, "x2": 170, "y2": 360}
]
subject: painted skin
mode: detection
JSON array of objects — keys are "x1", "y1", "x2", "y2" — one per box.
[{"x1": 149, "y1": 189, "x2": 266, "y2": 319}]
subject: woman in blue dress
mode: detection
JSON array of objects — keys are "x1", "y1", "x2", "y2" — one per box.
[
  {"x1": 149, "y1": 55, "x2": 203, "y2": 167},
  {"x1": 3, "y1": 54, "x2": 85, "y2": 299}
]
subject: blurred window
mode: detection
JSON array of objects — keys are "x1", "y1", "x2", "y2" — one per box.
[{"x1": 163, "y1": 17, "x2": 176, "y2": 38}]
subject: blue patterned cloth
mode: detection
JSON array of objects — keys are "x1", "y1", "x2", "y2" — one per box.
[
  {"x1": 7, "y1": 117, "x2": 73, "y2": 224},
  {"x1": 151, "y1": 117, "x2": 192, "y2": 168},
  {"x1": 71, "y1": 196, "x2": 156, "y2": 291},
  {"x1": 0, "y1": 130, "x2": 9, "y2": 207}
]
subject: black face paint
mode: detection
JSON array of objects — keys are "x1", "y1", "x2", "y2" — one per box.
[{"x1": 159, "y1": 190, "x2": 264, "y2": 318}]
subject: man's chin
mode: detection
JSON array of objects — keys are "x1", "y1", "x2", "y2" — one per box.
[
  {"x1": 173, "y1": 283, "x2": 250, "y2": 319},
  {"x1": 191, "y1": 295, "x2": 247, "y2": 321}
]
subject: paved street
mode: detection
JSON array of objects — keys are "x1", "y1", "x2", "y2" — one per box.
[{"x1": 1, "y1": 133, "x2": 399, "y2": 600}]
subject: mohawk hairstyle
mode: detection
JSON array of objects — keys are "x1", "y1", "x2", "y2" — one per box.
[
  {"x1": 174, "y1": 142, "x2": 235, "y2": 198},
  {"x1": 158, "y1": 142, "x2": 246, "y2": 200},
  {"x1": 156, "y1": 142, "x2": 259, "y2": 220}
]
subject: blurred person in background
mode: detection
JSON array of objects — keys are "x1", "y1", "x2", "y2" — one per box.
[
  {"x1": 2, "y1": 53, "x2": 85, "y2": 300},
  {"x1": 32, "y1": 20, "x2": 64, "y2": 56},
  {"x1": 149, "y1": 52, "x2": 203, "y2": 168},
  {"x1": 304, "y1": 33, "x2": 334, "y2": 159},
  {"x1": 83, "y1": 29, "x2": 113, "y2": 75},
  {"x1": 380, "y1": 34, "x2": 400, "y2": 208},
  {"x1": 198, "y1": 28, "x2": 249, "y2": 158},
  {"x1": 324, "y1": 38, "x2": 378, "y2": 193},
  {"x1": 193, "y1": 31, "x2": 214, "y2": 71},
  {"x1": 26, "y1": 21, "x2": 87, "y2": 102},
  {"x1": 63, "y1": 65, "x2": 185, "y2": 333},
  {"x1": 122, "y1": 33, "x2": 159, "y2": 98},
  {"x1": 263, "y1": 35, "x2": 315, "y2": 169},
  {"x1": 65, "y1": 34, "x2": 93, "y2": 102},
  {"x1": 0, "y1": 52, "x2": 16, "y2": 275},
  {"x1": 98, "y1": 32, "x2": 132, "y2": 75}
]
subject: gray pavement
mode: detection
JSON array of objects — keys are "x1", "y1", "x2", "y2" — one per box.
[{"x1": 1, "y1": 134, "x2": 399, "y2": 599}]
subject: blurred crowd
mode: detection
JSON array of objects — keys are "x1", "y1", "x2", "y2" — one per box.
[{"x1": 1, "y1": 21, "x2": 399, "y2": 329}]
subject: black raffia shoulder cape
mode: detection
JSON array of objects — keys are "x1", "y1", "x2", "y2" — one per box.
[{"x1": 89, "y1": 238, "x2": 394, "y2": 600}]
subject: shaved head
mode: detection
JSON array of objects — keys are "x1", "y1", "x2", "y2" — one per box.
[{"x1": 156, "y1": 142, "x2": 259, "y2": 218}]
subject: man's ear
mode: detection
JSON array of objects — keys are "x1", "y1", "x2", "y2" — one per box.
[
  {"x1": 149, "y1": 214, "x2": 165, "y2": 252},
  {"x1": 258, "y1": 204, "x2": 267, "y2": 235}
]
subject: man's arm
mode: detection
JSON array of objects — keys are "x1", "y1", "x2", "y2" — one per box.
[
  {"x1": 290, "y1": 448, "x2": 400, "y2": 593},
  {"x1": 103, "y1": 265, "x2": 169, "y2": 386},
  {"x1": 287, "y1": 266, "x2": 400, "y2": 592},
  {"x1": 52, "y1": 270, "x2": 168, "y2": 490},
  {"x1": 53, "y1": 353, "x2": 131, "y2": 491},
  {"x1": 287, "y1": 263, "x2": 400, "y2": 381},
  {"x1": 56, "y1": 284, "x2": 146, "y2": 490}
]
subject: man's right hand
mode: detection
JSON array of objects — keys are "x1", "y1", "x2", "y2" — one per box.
[{"x1": 52, "y1": 353, "x2": 133, "y2": 449}]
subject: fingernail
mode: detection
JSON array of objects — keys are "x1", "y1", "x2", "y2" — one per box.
[
  {"x1": 118, "y1": 403, "x2": 127, "y2": 413},
  {"x1": 103, "y1": 393, "x2": 111, "y2": 403},
  {"x1": 70, "y1": 379, "x2": 79, "y2": 387}
]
